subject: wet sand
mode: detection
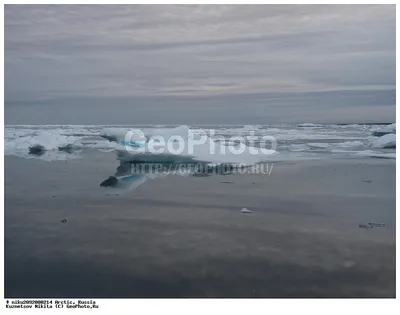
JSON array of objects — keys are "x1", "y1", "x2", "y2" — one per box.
[{"x1": 4, "y1": 153, "x2": 396, "y2": 297}]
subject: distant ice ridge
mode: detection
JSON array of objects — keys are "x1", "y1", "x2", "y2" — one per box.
[
  {"x1": 4, "y1": 123, "x2": 396, "y2": 162},
  {"x1": 297, "y1": 123, "x2": 323, "y2": 128},
  {"x1": 243, "y1": 125, "x2": 262, "y2": 130}
]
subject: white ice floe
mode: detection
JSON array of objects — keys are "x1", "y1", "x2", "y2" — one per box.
[
  {"x1": 4, "y1": 130, "x2": 82, "y2": 160},
  {"x1": 241, "y1": 208, "x2": 252, "y2": 213},
  {"x1": 371, "y1": 123, "x2": 396, "y2": 137},
  {"x1": 369, "y1": 134, "x2": 396, "y2": 149},
  {"x1": 336, "y1": 140, "x2": 365, "y2": 150}
]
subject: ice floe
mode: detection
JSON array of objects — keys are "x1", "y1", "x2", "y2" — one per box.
[{"x1": 369, "y1": 134, "x2": 396, "y2": 149}]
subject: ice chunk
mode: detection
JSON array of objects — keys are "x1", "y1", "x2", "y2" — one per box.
[
  {"x1": 371, "y1": 123, "x2": 396, "y2": 137},
  {"x1": 5, "y1": 129, "x2": 80, "y2": 161},
  {"x1": 241, "y1": 208, "x2": 252, "y2": 213},
  {"x1": 368, "y1": 222, "x2": 385, "y2": 228},
  {"x1": 337, "y1": 141, "x2": 365, "y2": 150},
  {"x1": 369, "y1": 134, "x2": 396, "y2": 149}
]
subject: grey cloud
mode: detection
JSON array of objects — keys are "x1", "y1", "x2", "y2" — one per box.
[{"x1": 4, "y1": 4, "x2": 396, "y2": 124}]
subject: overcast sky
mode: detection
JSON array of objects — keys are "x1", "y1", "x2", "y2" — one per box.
[{"x1": 4, "y1": 4, "x2": 396, "y2": 124}]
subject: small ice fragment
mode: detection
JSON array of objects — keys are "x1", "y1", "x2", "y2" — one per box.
[
  {"x1": 241, "y1": 208, "x2": 252, "y2": 214},
  {"x1": 368, "y1": 222, "x2": 385, "y2": 228}
]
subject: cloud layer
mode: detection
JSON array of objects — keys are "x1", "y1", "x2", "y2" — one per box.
[{"x1": 4, "y1": 5, "x2": 396, "y2": 124}]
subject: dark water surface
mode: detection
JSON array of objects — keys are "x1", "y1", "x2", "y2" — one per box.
[{"x1": 4, "y1": 153, "x2": 396, "y2": 297}]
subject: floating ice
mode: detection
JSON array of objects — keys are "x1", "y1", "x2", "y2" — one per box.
[
  {"x1": 4, "y1": 129, "x2": 81, "y2": 160},
  {"x1": 369, "y1": 134, "x2": 396, "y2": 149},
  {"x1": 337, "y1": 141, "x2": 365, "y2": 150},
  {"x1": 241, "y1": 208, "x2": 252, "y2": 213},
  {"x1": 368, "y1": 222, "x2": 385, "y2": 228},
  {"x1": 3, "y1": 123, "x2": 396, "y2": 162},
  {"x1": 371, "y1": 123, "x2": 396, "y2": 137}
]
